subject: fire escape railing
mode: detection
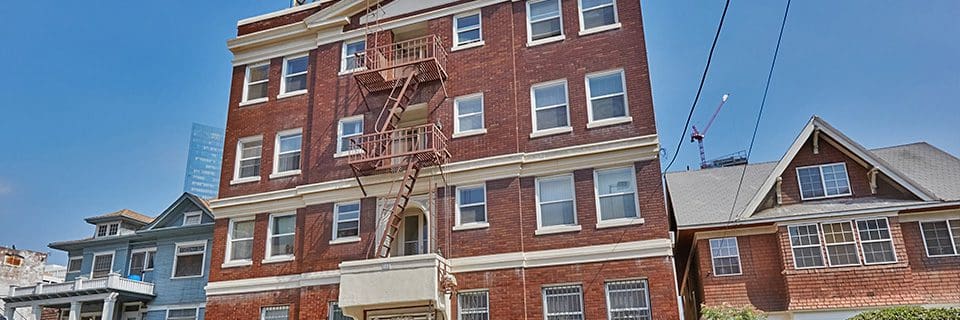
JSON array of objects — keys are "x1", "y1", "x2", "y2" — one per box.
[{"x1": 347, "y1": 123, "x2": 450, "y2": 171}]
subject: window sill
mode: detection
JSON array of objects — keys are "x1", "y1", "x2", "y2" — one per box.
[
  {"x1": 596, "y1": 217, "x2": 645, "y2": 229},
  {"x1": 269, "y1": 170, "x2": 301, "y2": 179},
  {"x1": 239, "y1": 97, "x2": 268, "y2": 107},
  {"x1": 338, "y1": 67, "x2": 367, "y2": 76},
  {"x1": 453, "y1": 222, "x2": 490, "y2": 231},
  {"x1": 329, "y1": 237, "x2": 361, "y2": 245},
  {"x1": 452, "y1": 128, "x2": 487, "y2": 139},
  {"x1": 277, "y1": 90, "x2": 308, "y2": 100},
  {"x1": 230, "y1": 177, "x2": 260, "y2": 185},
  {"x1": 529, "y1": 127, "x2": 573, "y2": 139},
  {"x1": 334, "y1": 149, "x2": 363, "y2": 158},
  {"x1": 451, "y1": 41, "x2": 485, "y2": 52},
  {"x1": 799, "y1": 193, "x2": 853, "y2": 201},
  {"x1": 261, "y1": 256, "x2": 296, "y2": 264},
  {"x1": 587, "y1": 116, "x2": 633, "y2": 129},
  {"x1": 170, "y1": 275, "x2": 204, "y2": 280},
  {"x1": 535, "y1": 225, "x2": 582, "y2": 236},
  {"x1": 578, "y1": 23, "x2": 622, "y2": 36},
  {"x1": 221, "y1": 260, "x2": 252, "y2": 269},
  {"x1": 527, "y1": 35, "x2": 565, "y2": 48}
]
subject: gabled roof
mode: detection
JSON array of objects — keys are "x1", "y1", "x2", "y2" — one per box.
[
  {"x1": 84, "y1": 209, "x2": 154, "y2": 225},
  {"x1": 142, "y1": 193, "x2": 215, "y2": 231},
  {"x1": 871, "y1": 142, "x2": 960, "y2": 201}
]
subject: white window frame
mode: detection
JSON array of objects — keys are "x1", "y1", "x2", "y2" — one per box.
[
  {"x1": 261, "y1": 305, "x2": 290, "y2": 320},
  {"x1": 820, "y1": 220, "x2": 862, "y2": 267},
  {"x1": 592, "y1": 166, "x2": 642, "y2": 227},
  {"x1": 542, "y1": 284, "x2": 584, "y2": 320},
  {"x1": 279, "y1": 53, "x2": 309, "y2": 97},
  {"x1": 708, "y1": 237, "x2": 742, "y2": 276},
  {"x1": 340, "y1": 38, "x2": 366, "y2": 74},
  {"x1": 530, "y1": 79, "x2": 572, "y2": 137},
  {"x1": 332, "y1": 201, "x2": 362, "y2": 243},
  {"x1": 919, "y1": 219, "x2": 960, "y2": 257},
  {"x1": 535, "y1": 174, "x2": 580, "y2": 235},
  {"x1": 225, "y1": 217, "x2": 256, "y2": 266},
  {"x1": 455, "y1": 184, "x2": 488, "y2": 228},
  {"x1": 328, "y1": 302, "x2": 350, "y2": 320},
  {"x1": 166, "y1": 307, "x2": 199, "y2": 320},
  {"x1": 232, "y1": 135, "x2": 263, "y2": 184},
  {"x1": 604, "y1": 279, "x2": 651, "y2": 320},
  {"x1": 577, "y1": 0, "x2": 621, "y2": 35},
  {"x1": 335, "y1": 115, "x2": 365, "y2": 157},
  {"x1": 453, "y1": 93, "x2": 486, "y2": 137},
  {"x1": 457, "y1": 289, "x2": 490, "y2": 320},
  {"x1": 796, "y1": 162, "x2": 852, "y2": 200},
  {"x1": 90, "y1": 251, "x2": 115, "y2": 279},
  {"x1": 171, "y1": 240, "x2": 207, "y2": 279},
  {"x1": 271, "y1": 128, "x2": 303, "y2": 178},
  {"x1": 128, "y1": 247, "x2": 157, "y2": 276},
  {"x1": 265, "y1": 212, "x2": 297, "y2": 261},
  {"x1": 787, "y1": 224, "x2": 826, "y2": 269},
  {"x1": 452, "y1": 10, "x2": 484, "y2": 50},
  {"x1": 526, "y1": 0, "x2": 565, "y2": 46},
  {"x1": 96, "y1": 222, "x2": 120, "y2": 238},
  {"x1": 584, "y1": 69, "x2": 631, "y2": 127},
  {"x1": 182, "y1": 212, "x2": 203, "y2": 226},
  {"x1": 854, "y1": 217, "x2": 898, "y2": 265},
  {"x1": 242, "y1": 61, "x2": 270, "y2": 105},
  {"x1": 67, "y1": 257, "x2": 83, "y2": 273}
]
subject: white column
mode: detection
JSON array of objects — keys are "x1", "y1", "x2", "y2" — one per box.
[
  {"x1": 101, "y1": 293, "x2": 118, "y2": 320},
  {"x1": 4, "y1": 306, "x2": 16, "y2": 320},
  {"x1": 32, "y1": 305, "x2": 43, "y2": 320},
  {"x1": 68, "y1": 301, "x2": 81, "y2": 320}
]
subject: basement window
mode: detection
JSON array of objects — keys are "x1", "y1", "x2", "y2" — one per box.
[
  {"x1": 261, "y1": 306, "x2": 289, "y2": 320},
  {"x1": 605, "y1": 280, "x2": 652, "y2": 320},
  {"x1": 333, "y1": 202, "x2": 361, "y2": 241},
  {"x1": 280, "y1": 53, "x2": 309, "y2": 95},
  {"x1": 527, "y1": 0, "x2": 564, "y2": 44},
  {"x1": 709, "y1": 237, "x2": 742, "y2": 276},
  {"x1": 919, "y1": 219, "x2": 960, "y2": 257},
  {"x1": 273, "y1": 129, "x2": 303, "y2": 175},
  {"x1": 453, "y1": 11, "x2": 483, "y2": 48},
  {"x1": 234, "y1": 136, "x2": 263, "y2": 182},
  {"x1": 531, "y1": 80, "x2": 571, "y2": 134},
  {"x1": 796, "y1": 163, "x2": 851, "y2": 200},
  {"x1": 458, "y1": 290, "x2": 489, "y2": 320},
  {"x1": 243, "y1": 61, "x2": 270, "y2": 104},
  {"x1": 542, "y1": 285, "x2": 584, "y2": 320},
  {"x1": 578, "y1": 0, "x2": 619, "y2": 32}
]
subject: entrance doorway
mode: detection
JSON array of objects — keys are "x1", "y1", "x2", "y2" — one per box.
[{"x1": 391, "y1": 209, "x2": 428, "y2": 257}]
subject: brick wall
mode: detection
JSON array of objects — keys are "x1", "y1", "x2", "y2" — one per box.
[
  {"x1": 900, "y1": 221, "x2": 960, "y2": 304},
  {"x1": 695, "y1": 233, "x2": 788, "y2": 312}
]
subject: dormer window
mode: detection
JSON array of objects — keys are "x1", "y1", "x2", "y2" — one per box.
[
  {"x1": 796, "y1": 163, "x2": 851, "y2": 200},
  {"x1": 96, "y1": 222, "x2": 120, "y2": 237},
  {"x1": 183, "y1": 212, "x2": 203, "y2": 226}
]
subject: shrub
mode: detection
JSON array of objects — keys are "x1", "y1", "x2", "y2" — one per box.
[
  {"x1": 701, "y1": 304, "x2": 767, "y2": 320},
  {"x1": 849, "y1": 306, "x2": 960, "y2": 320}
]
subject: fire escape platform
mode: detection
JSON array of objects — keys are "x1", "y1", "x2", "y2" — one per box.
[
  {"x1": 347, "y1": 123, "x2": 451, "y2": 175},
  {"x1": 354, "y1": 35, "x2": 448, "y2": 93}
]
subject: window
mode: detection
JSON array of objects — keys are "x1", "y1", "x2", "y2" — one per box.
[
  {"x1": 821, "y1": 221, "x2": 860, "y2": 266},
  {"x1": 788, "y1": 224, "x2": 825, "y2": 268},
  {"x1": 67, "y1": 257, "x2": 82, "y2": 273},
  {"x1": 243, "y1": 61, "x2": 270, "y2": 103},
  {"x1": 96, "y1": 222, "x2": 120, "y2": 238},
  {"x1": 129, "y1": 249, "x2": 156, "y2": 277},
  {"x1": 167, "y1": 308, "x2": 198, "y2": 320},
  {"x1": 594, "y1": 167, "x2": 639, "y2": 222},
  {"x1": 235, "y1": 136, "x2": 263, "y2": 181},
  {"x1": 856, "y1": 218, "x2": 897, "y2": 264},
  {"x1": 531, "y1": 80, "x2": 570, "y2": 133},
  {"x1": 453, "y1": 11, "x2": 483, "y2": 47},
  {"x1": 920, "y1": 219, "x2": 960, "y2": 257},
  {"x1": 542, "y1": 285, "x2": 584, "y2": 320},
  {"x1": 454, "y1": 94, "x2": 485, "y2": 134},
  {"x1": 91, "y1": 252, "x2": 114, "y2": 279},
  {"x1": 458, "y1": 290, "x2": 489, "y2": 320},
  {"x1": 274, "y1": 129, "x2": 302, "y2": 174},
  {"x1": 337, "y1": 116, "x2": 364, "y2": 154},
  {"x1": 456, "y1": 185, "x2": 487, "y2": 226},
  {"x1": 796, "y1": 163, "x2": 851, "y2": 200},
  {"x1": 536, "y1": 175, "x2": 577, "y2": 228},
  {"x1": 281, "y1": 54, "x2": 308, "y2": 95},
  {"x1": 268, "y1": 213, "x2": 296, "y2": 258},
  {"x1": 586, "y1": 70, "x2": 628, "y2": 123},
  {"x1": 183, "y1": 212, "x2": 202, "y2": 226},
  {"x1": 228, "y1": 219, "x2": 255, "y2": 262},
  {"x1": 328, "y1": 302, "x2": 351, "y2": 320},
  {"x1": 261, "y1": 306, "x2": 289, "y2": 320},
  {"x1": 709, "y1": 238, "x2": 742, "y2": 276},
  {"x1": 172, "y1": 242, "x2": 206, "y2": 278},
  {"x1": 333, "y1": 202, "x2": 361, "y2": 240},
  {"x1": 579, "y1": 0, "x2": 619, "y2": 31},
  {"x1": 605, "y1": 280, "x2": 651, "y2": 320},
  {"x1": 341, "y1": 39, "x2": 366, "y2": 72},
  {"x1": 527, "y1": 0, "x2": 563, "y2": 43},
  {"x1": 3, "y1": 255, "x2": 23, "y2": 267}
]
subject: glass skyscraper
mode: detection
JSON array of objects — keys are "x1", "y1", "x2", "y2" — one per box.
[{"x1": 183, "y1": 123, "x2": 224, "y2": 199}]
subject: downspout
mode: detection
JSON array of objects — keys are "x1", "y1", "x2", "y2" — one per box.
[{"x1": 508, "y1": 4, "x2": 529, "y2": 320}]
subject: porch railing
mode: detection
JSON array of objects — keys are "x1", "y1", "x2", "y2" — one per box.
[{"x1": 7, "y1": 273, "x2": 155, "y2": 297}]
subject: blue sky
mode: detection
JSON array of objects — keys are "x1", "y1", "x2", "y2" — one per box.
[{"x1": 0, "y1": 1, "x2": 957, "y2": 264}]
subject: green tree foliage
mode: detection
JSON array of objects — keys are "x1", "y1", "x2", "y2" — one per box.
[
  {"x1": 849, "y1": 306, "x2": 960, "y2": 320},
  {"x1": 701, "y1": 304, "x2": 767, "y2": 320}
]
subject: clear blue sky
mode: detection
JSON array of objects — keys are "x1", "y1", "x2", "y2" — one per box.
[{"x1": 1, "y1": 1, "x2": 957, "y2": 264}]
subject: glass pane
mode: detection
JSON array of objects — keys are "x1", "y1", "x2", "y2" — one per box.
[
  {"x1": 797, "y1": 167, "x2": 825, "y2": 198},
  {"x1": 596, "y1": 168, "x2": 633, "y2": 196},
  {"x1": 534, "y1": 83, "x2": 567, "y2": 108},
  {"x1": 129, "y1": 252, "x2": 145, "y2": 276},
  {"x1": 531, "y1": 19, "x2": 562, "y2": 40},
  {"x1": 793, "y1": 247, "x2": 825, "y2": 268},
  {"x1": 591, "y1": 95, "x2": 626, "y2": 121},
  {"x1": 285, "y1": 74, "x2": 308, "y2": 92},
  {"x1": 599, "y1": 194, "x2": 637, "y2": 220},
  {"x1": 529, "y1": 0, "x2": 560, "y2": 21},
  {"x1": 539, "y1": 177, "x2": 573, "y2": 202},
  {"x1": 459, "y1": 205, "x2": 486, "y2": 224},
  {"x1": 286, "y1": 56, "x2": 308, "y2": 74},
  {"x1": 458, "y1": 29, "x2": 481, "y2": 44},
  {"x1": 826, "y1": 243, "x2": 859, "y2": 265},
  {"x1": 583, "y1": 6, "x2": 617, "y2": 30},
  {"x1": 822, "y1": 164, "x2": 850, "y2": 195},
  {"x1": 457, "y1": 14, "x2": 481, "y2": 30},
  {"x1": 230, "y1": 239, "x2": 253, "y2": 260},
  {"x1": 822, "y1": 222, "x2": 855, "y2": 244},
  {"x1": 174, "y1": 255, "x2": 203, "y2": 277},
  {"x1": 279, "y1": 134, "x2": 302, "y2": 152},
  {"x1": 588, "y1": 72, "x2": 624, "y2": 97},
  {"x1": 862, "y1": 242, "x2": 895, "y2": 264},
  {"x1": 713, "y1": 256, "x2": 741, "y2": 275},
  {"x1": 951, "y1": 220, "x2": 960, "y2": 250},
  {"x1": 248, "y1": 65, "x2": 269, "y2": 82},
  {"x1": 459, "y1": 187, "x2": 485, "y2": 205},
  {"x1": 582, "y1": 0, "x2": 613, "y2": 9},
  {"x1": 247, "y1": 82, "x2": 268, "y2": 100},
  {"x1": 789, "y1": 225, "x2": 820, "y2": 246},
  {"x1": 273, "y1": 215, "x2": 296, "y2": 234},
  {"x1": 92, "y1": 254, "x2": 113, "y2": 278},
  {"x1": 233, "y1": 220, "x2": 255, "y2": 239},
  {"x1": 345, "y1": 41, "x2": 365, "y2": 55},
  {"x1": 342, "y1": 119, "x2": 363, "y2": 135},
  {"x1": 337, "y1": 221, "x2": 359, "y2": 238},
  {"x1": 458, "y1": 96, "x2": 483, "y2": 114},
  {"x1": 239, "y1": 158, "x2": 260, "y2": 178},
  {"x1": 536, "y1": 107, "x2": 569, "y2": 130},
  {"x1": 458, "y1": 114, "x2": 484, "y2": 132},
  {"x1": 271, "y1": 234, "x2": 295, "y2": 256},
  {"x1": 278, "y1": 152, "x2": 301, "y2": 172},
  {"x1": 541, "y1": 201, "x2": 575, "y2": 226},
  {"x1": 241, "y1": 140, "x2": 262, "y2": 158}
]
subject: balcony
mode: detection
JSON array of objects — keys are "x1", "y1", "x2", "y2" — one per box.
[
  {"x1": 348, "y1": 123, "x2": 451, "y2": 174},
  {"x1": 337, "y1": 254, "x2": 452, "y2": 319},
  {"x1": 3, "y1": 274, "x2": 155, "y2": 303},
  {"x1": 354, "y1": 35, "x2": 448, "y2": 92}
]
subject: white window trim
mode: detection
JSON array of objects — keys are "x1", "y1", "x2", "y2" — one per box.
[
  {"x1": 453, "y1": 93, "x2": 486, "y2": 137},
  {"x1": 526, "y1": 0, "x2": 566, "y2": 47},
  {"x1": 278, "y1": 53, "x2": 309, "y2": 98},
  {"x1": 708, "y1": 237, "x2": 742, "y2": 276},
  {"x1": 95, "y1": 222, "x2": 121, "y2": 238},
  {"x1": 452, "y1": 10, "x2": 485, "y2": 50},
  {"x1": 340, "y1": 38, "x2": 367, "y2": 74},
  {"x1": 577, "y1": 0, "x2": 621, "y2": 35},
  {"x1": 918, "y1": 219, "x2": 960, "y2": 257},
  {"x1": 224, "y1": 217, "x2": 256, "y2": 267},
  {"x1": 604, "y1": 279, "x2": 651, "y2": 320},
  {"x1": 541, "y1": 284, "x2": 585, "y2": 320},
  {"x1": 535, "y1": 174, "x2": 581, "y2": 235},
  {"x1": 584, "y1": 69, "x2": 632, "y2": 126},
  {"x1": 455, "y1": 184, "x2": 488, "y2": 229},
  {"x1": 67, "y1": 256, "x2": 83, "y2": 273},
  {"x1": 166, "y1": 307, "x2": 200, "y2": 320},
  {"x1": 787, "y1": 224, "x2": 826, "y2": 269},
  {"x1": 820, "y1": 220, "x2": 863, "y2": 267},
  {"x1": 171, "y1": 240, "x2": 207, "y2": 279},
  {"x1": 241, "y1": 61, "x2": 270, "y2": 105},
  {"x1": 855, "y1": 217, "x2": 899, "y2": 265},
  {"x1": 128, "y1": 248, "x2": 157, "y2": 275},
  {"x1": 335, "y1": 115, "x2": 365, "y2": 157},
  {"x1": 90, "y1": 251, "x2": 116, "y2": 278},
  {"x1": 265, "y1": 212, "x2": 297, "y2": 262},
  {"x1": 271, "y1": 128, "x2": 303, "y2": 178},
  {"x1": 457, "y1": 289, "x2": 490, "y2": 320},
  {"x1": 593, "y1": 166, "x2": 643, "y2": 228},
  {"x1": 332, "y1": 201, "x2": 362, "y2": 243},
  {"x1": 182, "y1": 212, "x2": 203, "y2": 226},
  {"x1": 796, "y1": 162, "x2": 853, "y2": 200},
  {"x1": 232, "y1": 135, "x2": 263, "y2": 184},
  {"x1": 530, "y1": 79, "x2": 572, "y2": 136}
]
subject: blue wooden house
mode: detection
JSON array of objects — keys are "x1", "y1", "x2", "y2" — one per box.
[{"x1": 2, "y1": 193, "x2": 213, "y2": 320}]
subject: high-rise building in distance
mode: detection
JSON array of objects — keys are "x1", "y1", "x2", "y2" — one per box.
[{"x1": 183, "y1": 123, "x2": 224, "y2": 199}]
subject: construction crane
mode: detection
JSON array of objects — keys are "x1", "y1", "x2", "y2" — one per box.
[{"x1": 690, "y1": 94, "x2": 729, "y2": 168}]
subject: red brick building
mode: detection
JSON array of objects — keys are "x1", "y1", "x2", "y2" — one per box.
[
  {"x1": 206, "y1": 0, "x2": 681, "y2": 319},
  {"x1": 666, "y1": 116, "x2": 960, "y2": 320}
]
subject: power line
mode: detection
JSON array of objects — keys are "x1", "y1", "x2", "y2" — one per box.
[{"x1": 663, "y1": 0, "x2": 732, "y2": 172}]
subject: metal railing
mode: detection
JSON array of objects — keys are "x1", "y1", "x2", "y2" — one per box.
[
  {"x1": 357, "y1": 35, "x2": 447, "y2": 74},
  {"x1": 348, "y1": 123, "x2": 449, "y2": 169}
]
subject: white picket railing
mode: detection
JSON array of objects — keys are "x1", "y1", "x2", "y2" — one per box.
[{"x1": 6, "y1": 273, "x2": 154, "y2": 298}]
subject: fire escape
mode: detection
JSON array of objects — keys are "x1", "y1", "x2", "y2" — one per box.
[{"x1": 348, "y1": 34, "x2": 450, "y2": 259}]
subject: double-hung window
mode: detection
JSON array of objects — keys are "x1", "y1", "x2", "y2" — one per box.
[
  {"x1": 458, "y1": 290, "x2": 489, "y2": 320},
  {"x1": 267, "y1": 213, "x2": 296, "y2": 258},
  {"x1": 128, "y1": 249, "x2": 156, "y2": 277},
  {"x1": 243, "y1": 61, "x2": 270, "y2": 103},
  {"x1": 821, "y1": 221, "x2": 860, "y2": 266},
  {"x1": 709, "y1": 237, "x2": 742, "y2": 276},
  {"x1": 341, "y1": 39, "x2": 366, "y2": 73},
  {"x1": 788, "y1": 224, "x2": 825, "y2": 268},
  {"x1": 274, "y1": 129, "x2": 302, "y2": 175},
  {"x1": 235, "y1": 136, "x2": 263, "y2": 181},
  {"x1": 542, "y1": 285, "x2": 584, "y2": 320},
  {"x1": 454, "y1": 94, "x2": 485, "y2": 135},
  {"x1": 531, "y1": 80, "x2": 570, "y2": 133},
  {"x1": 261, "y1": 306, "x2": 289, "y2": 320},
  {"x1": 594, "y1": 167, "x2": 640, "y2": 222},
  {"x1": 578, "y1": 0, "x2": 619, "y2": 32},
  {"x1": 333, "y1": 202, "x2": 361, "y2": 241},
  {"x1": 91, "y1": 252, "x2": 114, "y2": 279},
  {"x1": 919, "y1": 219, "x2": 960, "y2": 256},
  {"x1": 167, "y1": 308, "x2": 198, "y2": 320},
  {"x1": 527, "y1": 0, "x2": 563, "y2": 43},
  {"x1": 280, "y1": 54, "x2": 308, "y2": 95},
  {"x1": 227, "y1": 218, "x2": 255, "y2": 262},
  {"x1": 796, "y1": 163, "x2": 851, "y2": 200},
  {"x1": 172, "y1": 242, "x2": 206, "y2": 278},
  {"x1": 456, "y1": 185, "x2": 487, "y2": 226},
  {"x1": 453, "y1": 11, "x2": 483, "y2": 48},
  {"x1": 536, "y1": 175, "x2": 577, "y2": 229},
  {"x1": 605, "y1": 280, "x2": 652, "y2": 320},
  {"x1": 337, "y1": 116, "x2": 364, "y2": 154},
  {"x1": 856, "y1": 218, "x2": 897, "y2": 264},
  {"x1": 586, "y1": 70, "x2": 629, "y2": 124}
]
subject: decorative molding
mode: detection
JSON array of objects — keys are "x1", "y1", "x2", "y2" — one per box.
[
  {"x1": 693, "y1": 225, "x2": 778, "y2": 241},
  {"x1": 205, "y1": 270, "x2": 340, "y2": 296}
]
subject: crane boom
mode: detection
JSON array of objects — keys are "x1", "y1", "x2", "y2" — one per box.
[{"x1": 690, "y1": 94, "x2": 730, "y2": 168}]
